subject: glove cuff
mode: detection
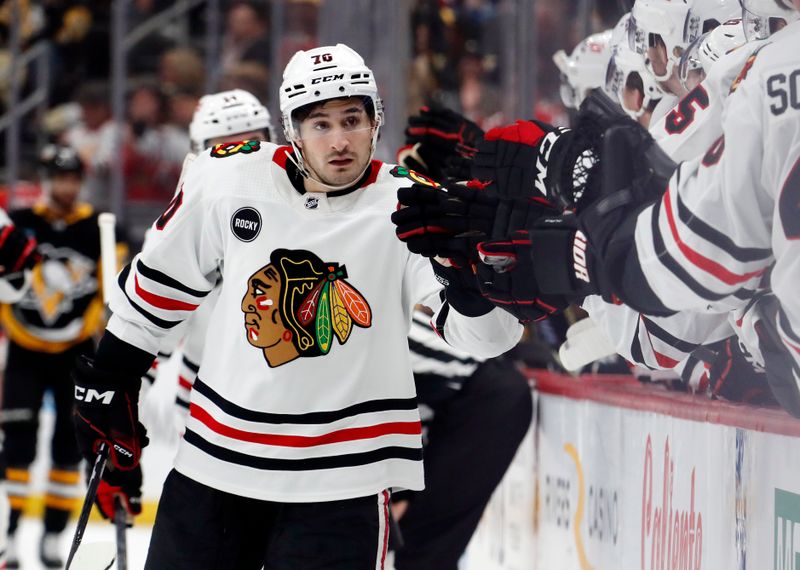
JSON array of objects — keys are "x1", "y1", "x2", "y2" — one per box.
[
  {"x1": 529, "y1": 217, "x2": 596, "y2": 301},
  {"x1": 431, "y1": 260, "x2": 495, "y2": 317}
]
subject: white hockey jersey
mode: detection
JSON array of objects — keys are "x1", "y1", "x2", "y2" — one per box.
[
  {"x1": 580, "y1": 39, "x2": 770, "y2": 372},
  {"x1": 631, "y1": 20, "x2": 800, "y2": 369},
  {"x1": 0, "y1": 209, "x2": 31, "y2": 304},
  {"x1": 108, "y1": 142, "x2": 522, "y2": 502}
]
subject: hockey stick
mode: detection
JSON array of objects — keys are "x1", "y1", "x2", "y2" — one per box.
[
  {"x1": 65, "y1": 443, "x2": 111, "y2": 570},
  {"x1": 114, "y1": 496, "x2": 128, "y2": 570},
  {"x1": 558, "y1": 318, "x2": 618, "y2": 371},
  {"x1": 98, "y1": 213, "x2": 117, "y2": 306}
]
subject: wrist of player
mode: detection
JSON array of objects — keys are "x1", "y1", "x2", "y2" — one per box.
[
  {"x1": 73, "y1": 355, "x2": 148, "y2": 470},
  {"x1": 430, "y1": 258, "x2": 494, "y2": 317},
  {"x1": 527, "y1": 216, "x2": 598, "y2": 302}
]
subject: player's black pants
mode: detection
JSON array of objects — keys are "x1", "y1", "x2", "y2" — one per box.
[
  {"x1": 393, "y1": 358, "x2": 533, "y2": 570},
  {"x1": 146, "y1": 470, "x2": 391, "y2": 569},
  {"x1": 2, "y1": 339, "x2": 93, "y2": 534}
]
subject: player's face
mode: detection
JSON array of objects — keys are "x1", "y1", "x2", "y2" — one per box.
[
  {"x1": 296, "y1": 98, "x2": 375, "y2": 188},
  {"x1": 241, "y1": 264, "x2": 284, "y2": 349},
  {"x1": 49, "y1": 172, "x2": 82, "y2": 210}
]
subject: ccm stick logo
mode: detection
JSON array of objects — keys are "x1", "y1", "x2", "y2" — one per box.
[{"x1": 74, "y1": 386, "x2": 115, "y2": 405}]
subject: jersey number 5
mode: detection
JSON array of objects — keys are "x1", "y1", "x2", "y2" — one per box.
[
  {"x1": 664, "y1": 85, "x2": 710, "y2": 135},
  {"x1": 156, "y1": 188, "x2": 184, "y2": 231}
]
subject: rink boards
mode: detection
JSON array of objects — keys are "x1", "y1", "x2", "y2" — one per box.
[{"x1": 465, "y1": 372, "x2": 800, "y2": 570}]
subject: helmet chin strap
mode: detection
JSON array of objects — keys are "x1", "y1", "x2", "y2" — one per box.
[{"x1": 288, "y1": 127, "x2": 380, "y2": 192}]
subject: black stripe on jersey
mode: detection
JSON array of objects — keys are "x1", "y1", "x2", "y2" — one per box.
[
  {"x1": 118, "y1": 265, "x2": 182, "y2": 329},
  {"x1": 779, "y1": 306, "x2": 800, "y2": 347},
  {"x1": 136, "y1": 259, "x2": 211, "y2": 299},
  {"x1": 408, "y1": 338, "x2": 478, "y2": 366},
  {"x1": 182, "y1": 355, "x2": 200, "y2": 373},
  {"x1": 650, "y1": 198, "x2": 728, "y2": 302},
  {"x1": 675, "y1": 191, "x2": 771, "y2": 263},
  {"x1": 630, "y1": 318, "x2": 655, "y2": 370},
  {"x1": 433, "y1": 302, "x2": 450, "y2": 341},
  {"x1": 184, "y1": 429, "x2": 422, "y2": 471},
  {"x1": 641, "y1": 317, "x2": 700, "y2": 354},
  {"x1": 175, "y1": 397, "x2": 190, "y2": 410},
  {"x1": 193, "y1": 379, "x2": 418, "y2": 424}
]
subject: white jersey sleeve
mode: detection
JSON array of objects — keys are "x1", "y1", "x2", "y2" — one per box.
[
  {"x1": 630, "y1": 21, "x2": 800, "y2": 370},
  {"x1": 402, "y1": 246, "x2": 523, "y2": 360},
  {"x1": 0, "y1": 208, "x2": 32, "y2": 304},
  {"x1": 107, "y1": 154, "x2": 224, "y2": 355}
]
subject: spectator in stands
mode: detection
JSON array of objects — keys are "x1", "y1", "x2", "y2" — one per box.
[
  {"x1": 218, "y1": 62, "x2": 271, "y2": 110},
  {"x1": 62, "y1": 80, "x2": 112, "y2": 168},
  {"x1": 159, "y1": 47, "x2": 205, "y2": 95},
  {"x1": 221, "y1": 0, "x2": 271, "y2": 74}
]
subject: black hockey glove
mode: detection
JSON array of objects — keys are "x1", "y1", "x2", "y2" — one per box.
[
  {"x1": 703, "y1": 338, "x2": 777, "y2": 406},
  {"x1": 0, "y1": 224, "x2": 40, "y2": 276},
  {"x1": 95, "y1": 464, "x2": 143, "y2": 523},
  {"x1": 476, "y1": 231, "x2": 570, "y2": 323},
  {"x1": 429, "y1": 258, "x2": 494, "y2": 317},
  {"x1": 73, "y1": 356, "x2": 148, "y2": 472},
  {"x1": 402, "y1": 105, "x2": 484, "y2": 181},
  {"x1": 392, "y1": 181, "x2": 497, "y2": 266}
]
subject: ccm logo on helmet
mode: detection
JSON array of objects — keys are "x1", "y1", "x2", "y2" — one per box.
[
  {"x1": 311, "y1": 74, "x2": 345, "y2": 84},
  {"x1": 74, "y1": 386, "x2": 115, "y2": 405},
  {"x1": 113, "y1": 444, "x2": 133, "y2": 458}
]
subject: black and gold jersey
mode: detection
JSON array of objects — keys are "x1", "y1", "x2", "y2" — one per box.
[{"x1": 0, "y1": 203, "x2": 127, "y2": 353}]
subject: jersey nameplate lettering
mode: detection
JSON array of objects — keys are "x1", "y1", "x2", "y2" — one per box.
[{"x1": 231, "y1": 207, "x2": 262, "y2": 242}]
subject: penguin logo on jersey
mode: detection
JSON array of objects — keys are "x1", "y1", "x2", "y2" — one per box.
[{"x1": 241, "y1": 248, "x2": 372, "y2": 368}]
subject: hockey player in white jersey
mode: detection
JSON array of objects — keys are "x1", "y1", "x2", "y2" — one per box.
[
  {"x1": 604, "y1": 13, "x2": 667, "y2": 126},
  {"x1": 468, "y1": 0, "x2": 800, "y2": 415},
  {"x1": 140, "y1": 88, "x2": 276, "y2": 421},
  {"x1": 71, "y1": 43, "x2": 521, "y2": 569},
  {"x1": 553, "y1": 30, "x2": 614, "y2": 111}
]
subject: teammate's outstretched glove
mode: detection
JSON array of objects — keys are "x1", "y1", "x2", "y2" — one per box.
[
  {"x1": 73, "y1": 356, "x2": 148, "y2": 471},
  {"x1": 392, "y1": 181, "x2": 497, "y2": 266},
  {"x1": 95, "y1": 464, "x2": 143, "y2": 524},
  {"x1": 401, "y1": 105, "x2": 484, "y2": 181},
  {"x1": 477, "y1": 231, "x2": 569, "y2": 323},
  {"x1": 471, "y1": 120, "x2": 571, "y2": 210},
  {"x1": 0, "y1": 224, "x2": 40, "y2": 276}
]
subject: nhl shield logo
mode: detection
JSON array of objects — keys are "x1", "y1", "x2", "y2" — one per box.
[
  {"x1": 231, "y1": 207, "x2": 262, "y2": 242},
  {"x1": 305, "y1": 196, "x2": 319, "y2": 210}
]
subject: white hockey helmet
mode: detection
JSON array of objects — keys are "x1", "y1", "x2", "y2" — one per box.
[
  {"x1": 628, "y1": 0, "x2": 740, "y2": 81},
  {"x1": 279, "y1": 43, "x2": 384, "y2": 184},
  {"x1": 189, "y1": 89, "x2": 275, "y2": 153},
  {"x1": 678, "y1": 18, "x2": 748, "y2": 89},
  {"x1": 739, "y1": 0, "x2": 799, "y2": 39},
  {"x1": 607, "y1": 14, "x2": 665, "y2": 119},
  {"x1": 553, "y1": 29, "x2": 614, "y2": 109}
]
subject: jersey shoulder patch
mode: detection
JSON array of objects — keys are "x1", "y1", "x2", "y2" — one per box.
[
  {"x1": 388, "y1": 165, "x2": 441, "y2": 188},
  {"x1": 210, "y1": 140, "x2": 262, "y2": 159}
]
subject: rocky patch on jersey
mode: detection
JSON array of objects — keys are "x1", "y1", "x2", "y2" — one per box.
[
  {"x1": 241, "y1": 248, "x2": 372, "y2": 368},
  {"x1": 231, "y1": 207, "x2": 262, "y2": 242},
  {"x1": 389, "y1": 165, "x2": 441, "y2": 188},
  {"x1": 210, "y1": 140, "x2": 261, "y2": 159}
]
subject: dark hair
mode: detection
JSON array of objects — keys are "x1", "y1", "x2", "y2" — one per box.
[{"x1": 292, "y1": 96, "x2": 376, "y2": 125}]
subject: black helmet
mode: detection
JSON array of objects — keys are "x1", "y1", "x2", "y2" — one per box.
[{"x1": 40, "y1": 144, "x2": 84, "y2": 176}]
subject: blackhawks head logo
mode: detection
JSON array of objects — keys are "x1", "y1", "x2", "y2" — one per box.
[{"x1": 241, "y1": 248, "x2": 372, "y2": 368}]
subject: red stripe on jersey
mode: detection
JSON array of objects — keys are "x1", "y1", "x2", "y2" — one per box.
[
  {"x1": 178, "y1": 376, "x2": 194, "y2": 390},
  {"x1": 662, "y1": 188, "x2": 765, "y2": 286},
  {"x1": 190, "y1": 404, "x2": 421, "y2": 447},
  {"x1": 134, "y1": 275, "x2": 199, "y2": 311},
  {"x1": 272, "y1": 146, "x2": 292, "y2": 169},
  {"x1": 380, "y1": 489, "x2": 390, "y2": 569}
]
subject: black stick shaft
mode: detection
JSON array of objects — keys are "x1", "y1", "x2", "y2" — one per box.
[{"x1": 65, "y1": 443, "x2": 109, "y2": 570}]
